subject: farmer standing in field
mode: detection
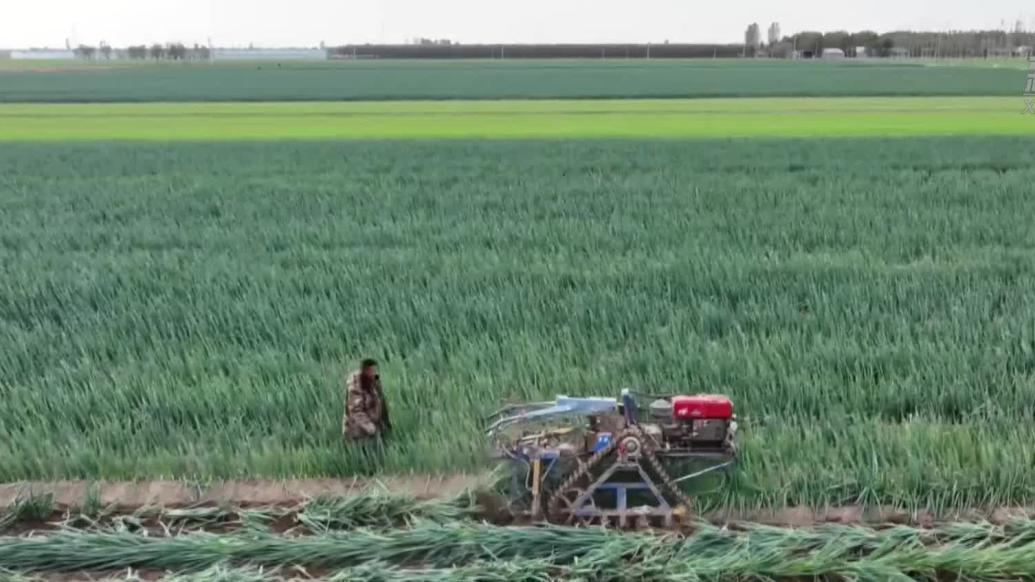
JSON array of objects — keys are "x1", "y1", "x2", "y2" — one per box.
[{"x1": 343, "y1": 358, "x2": 392, "y2": 441}]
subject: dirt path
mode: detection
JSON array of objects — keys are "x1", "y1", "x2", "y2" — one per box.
[
  {"x1": 2, "y1": 476, "x2": 1031, "y2": 527},
  {"x1": 0, "y1": 475, "x2": 486, "y2": 510}
]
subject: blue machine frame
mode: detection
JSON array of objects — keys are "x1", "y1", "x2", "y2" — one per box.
[
  {"x1": 486, "y1": 396, "x2": 619, "y2": 436},
  {"x1": 488, "y1": 391, "x2": 736, "y2": 526}
]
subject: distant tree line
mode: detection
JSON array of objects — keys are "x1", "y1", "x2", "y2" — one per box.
[
  {"x1": 332, "y1": 30, "x2": 1035, "y2": 60},
  {"x1": 411, "y1": 38, "x2": 456, "y2": 46},
  {"x1": 74, "y1": 43, "x2": 211, "y2": 61},
  {"x1": 765, "y1": 29, "x2": 1035, "y2": 58},
  {"x1": 67, "y1": 29, "x2": 1035, "y2": 62},
  {"x1": 329, "y1": 43, "x2": 744, "y2": 60}
]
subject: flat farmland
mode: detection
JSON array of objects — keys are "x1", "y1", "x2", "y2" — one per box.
[
  {"x1": 1, "y1": 97, "x2": 1033, "y2": 140},
  {"x1": 3, "y1": 137, "x2": 1035, "y2": 512},
  {"x1": 0, "y1": 58, "x2": 1026, "y2": 102},
  {"x1": 5, "y1": 54, "x2": 1035, "y2": 580}
]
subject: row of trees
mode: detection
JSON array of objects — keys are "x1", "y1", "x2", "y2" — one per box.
[
  {"x1": 71, "y1": 30, "x2": 1035, "y2": 62},
  {"x1": 746, "y1": 25, "x2": 1035, "y2": 58},
  {"x1": 72, "y1": 44, "x2": 111, "y2": 59},
  {"x1": 74, "y1": 43, "x2": 211, "y2": 60},
  {"x1": 410, "y1": 38, "x2": 455, "y2": 46},
  {"x1": 329, "y1": 43, "x2": 745, "y2": 59}
]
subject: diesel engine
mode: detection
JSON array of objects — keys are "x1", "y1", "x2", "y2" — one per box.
[{"x1": 646, "y1": 395, "x2": 737, "y2": 453}]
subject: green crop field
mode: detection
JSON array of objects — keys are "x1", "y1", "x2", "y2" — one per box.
[
  {"x1": 11, "y1": 518, "x2": 1035, "y2": 580},
  {"x1": 5, "y1": 52, "x2": 1035, "y2": 581},
  {"x1": 0, "y1": 58, "x2": 1026, "y2": 102},
  {"x1": 3, "y1": 137, "x2": 1035, "y2": 511},
  {"x1": 2, "y1": 97, "x2": 1034, "y2": 141}
]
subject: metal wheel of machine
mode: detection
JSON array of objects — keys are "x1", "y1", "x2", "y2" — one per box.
[
  {"x1": 545, "y1": 430, "x2": 624, "y2": 523},
  {"x1": 619, "y1": 435, "x2": 643, "y2": 458},
  {"x1": 550, "y1": 487, "x2": 599, "y2": 526}
]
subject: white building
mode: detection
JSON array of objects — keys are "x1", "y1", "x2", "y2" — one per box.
[
  {"x1": 11, "y1": 49, "x2": 76, "y2": 60},
  {"x1": 822, "y1": 48, "x2": 846, "y2": 59}
]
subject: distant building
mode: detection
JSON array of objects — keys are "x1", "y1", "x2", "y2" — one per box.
[
  {"x1": 822, "y1": 48, "x2": 845, "y2": 59},
  {"x1": 11, "y1": 49, "x2": 76, "y2": 60},
  {"x1": 1014, "y1": 46, "x2": 1032, "y2": 57},
  {"x1": 854, "y1": 46, "x2": 869, "y2": 58},
  {"x1": 768, "y1": 41, "x2": 794, "y2": 59},
  {"x1": 212, "y1": 48, "x2": 326, "y2": 61}
]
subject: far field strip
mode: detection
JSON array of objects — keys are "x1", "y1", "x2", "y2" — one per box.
[{"x1": 1, "y1": 97, "x2": 1032, "y2": 140}]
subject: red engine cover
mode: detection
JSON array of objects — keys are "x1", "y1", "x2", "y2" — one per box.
[{"x1": 671, "y1": 395, "x2": 733, "y2": 420}]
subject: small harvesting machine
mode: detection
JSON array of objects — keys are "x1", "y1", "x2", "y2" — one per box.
[{"x1": 487, "y1": 389, "x2": 737, "y2": 527}]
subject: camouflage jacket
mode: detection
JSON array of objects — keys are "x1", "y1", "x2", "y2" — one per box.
[{"x1": 343, "y1": 371, "x2": 388, "y2": 438}]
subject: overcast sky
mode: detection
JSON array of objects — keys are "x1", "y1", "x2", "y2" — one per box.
[{"x1": 4, "y1": 0, "x2": 1035, "y2": 48}]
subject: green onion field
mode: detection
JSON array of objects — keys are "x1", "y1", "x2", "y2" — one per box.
[
  {"x1": 2, "y1": 57, "x2": 1035, "y2": 580},
  {"x1": 0, "y1": 97, "x2": 1031, "y2": 140},
  {"x1": 0, "y1": 58, "x2": 1026, "y2": 102}
]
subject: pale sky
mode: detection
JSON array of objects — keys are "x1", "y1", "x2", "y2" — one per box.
[{"x1": 3, "y1": 0, "x2": 1034, "y2": 49}]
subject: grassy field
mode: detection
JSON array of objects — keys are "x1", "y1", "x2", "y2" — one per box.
[
  {"x1": 2, "y1": 97, "x2": 1034, "y2": 141},
  {"x1": 7, "y1": 488, "x2": 1035, "y2": 579},
  {"x1": 3, "y1": 137, "x2": 1035, "y2": 510},
  {"x1": 0, "y1": 58, "x2": 1026, "y2": 102},
  {"x1": 10, "y1": 518, "x2": 1035, "y2": 580},
  {"x1": 2, "y1": 52, "x2": 1035, "y2": 581}
]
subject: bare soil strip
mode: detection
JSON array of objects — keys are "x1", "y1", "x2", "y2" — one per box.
[
  {"x1": 0, "y1": 475, "x2": 484, "y2": 510},
  {"x1": 2, "y1": 478, "x2": 1031, "y2": 529}
]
